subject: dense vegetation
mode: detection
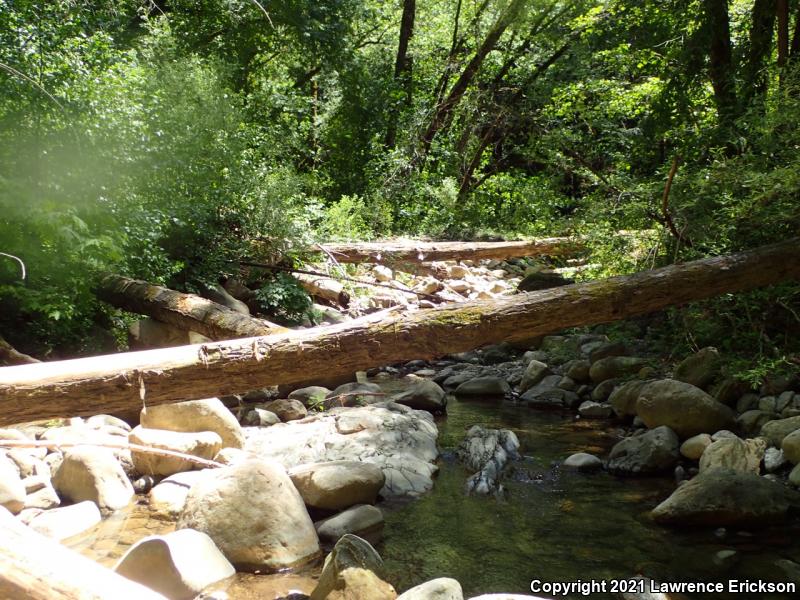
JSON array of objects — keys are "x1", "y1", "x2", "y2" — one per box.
[{"x1": 0, "y1": 1, "x2": 798, "y2": 379}]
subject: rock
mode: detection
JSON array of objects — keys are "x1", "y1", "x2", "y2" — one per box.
[
  {"x1": 775, "y1": 558, "x2": 800, "y2": 585},
  {"x1": 372, "y1": 265, "x2": 393, "y2": 282},
  {"x1": 713, "y1": 549, "x2": 739, "y2": 569},
  {"x1": 737, "y1": 410, "x2": 772, "y2": 435},
  {"x1": 589, "y1": 356, "x2": 647, "y2": 383},
  {"x1": 315, "y1": 567, "x2": 396, "y2": 600},
  {"x1": 0, "y1": 453, "x2": 25, "y2": 514},
  {"x1": 177, "y1": 458, "x2": 320, "y2": 571},
  {"x1": 288, "y1": 461, "x2": 385, "y2": 511},
  {"x1": 651, "y1": 468, "x2": 800, "y2": 526},
  {"x1": 140, "y1": 398, "x2": 244, "y2": 450},
  {"x1": 315, "y1": 504, "x2": 384, "y2": 545},
  {"x1": 245, "y1": 408, "x2": 280, "y2": 427},
  {"x1": 265, "y1": 399, "x2": 308, "y2": 422},
  {"x1": 699, "y1": 437, "x2": 766, "y2": 474},
  {"x1": 129, "y1": 426, "x2": 222, "y2": 476},
  {"x1": 114, "y1": 529, "x2": 235, "y2": 599},
  {"x1": 760, "y1": 416, "x2": 800, "y2": 446},
  {"x1": 391, "y1": 380, "x2": 447, "y2": 413},
  {"x1": 763, "y1": 447, "x2": 787, "y2": 473},
  {"x1": 563, "y1": 359, "x2": 591, "y2": 383},
  {"x1": 563, "y1": 453, "x2": 603, "y2": 472},
  {"x1": 52, "y1": 448, "x2": 134, "y2": 511},
  {"x1": 0, "y1": 428, "x2": 31, "y2": 442},
  {"x1": 591, "y1": 378, "x2": 619, "y2": 403},
  {"x1": 635, "y1": 380, "x2": 735, "y2": 438},
  {"x1": 244, "y1": 402, "x2": 439, "y2": 498},
  {"x1": 781, "y1": 429, "x2": 800, "y2": 464},
  {"x1": 522, "y1": 387, "x2": 580, "y2": 410},
  {"x1": 397, "y1": 578, "x2": 463, "y2": 600},
  {"x1": 326, "y1": 382, "x2": 384, "y2": 408},
  {"x1": 679, "y1": 434, "x2": 712, "y2": 461},
  {"x1": 608, "y1": 380, "x2": 648, "y2": 417},
  {"x1": 517, "y1": 270, "x2": 572, "y2": 292},
  {"x1": 310, "y1": 534, "x2": 393, "y2": 600},
  {"x1": 673, "y1": 347, "x2": 722, "y2": 389},
  {"x1": 711, "y1": 429, "x2": 737, "y2": 441},
  {"x1": 129, "y1": 317, "x2": 210, "y2": 349},
  {"x1": 518, "y1": 360, "x2": 551, "y2": 392},
  {"x1": 454, "y1": 377, "x2": 511, "y2": 399},
  {"x1": 23, "y1": 476, "x2": 60, "y2": 510},
  {"x1": 149, "y1": 470, "x2": 212, "y2": 517},
  {"x1": 27, "y1": 500, "x2": 101, "y2": 540},
  {"x1": 457, "y1": 426, "x2": 520, "y2": 495},
  {"x1": 290, "y1": 386, "x2": 333, "y2": 408},
  {"x1": 578, "y1": 401, "x2": 613, "y2": 419},
  {"x1": 737, "y1": 393, "x2": 759, "y2": 413},
  {"x1": 480, "y1": 343, "x2": 515, "y2": 365},
  {"x1": 790, "y1": 463, "x2": 800, "y2": 486},
  {"x1": 588, "y1": 340, "x2": 627, "y2": 363},
  {"x1": 606, "y1": 426, "x2": 679, "y2": 475},
  {"x1": 711, "y1": 378, "x2": 747, "y2": 406},
  {"x1": 86, "y1": 414, "x2": 132, "y2": 432}
]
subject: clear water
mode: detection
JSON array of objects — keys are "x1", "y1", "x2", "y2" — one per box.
[{"x1": 378, "y1": 395, "x2": 800, "y2": 599}]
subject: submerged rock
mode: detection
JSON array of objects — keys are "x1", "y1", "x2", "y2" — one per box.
[
  {"x1": 651, "y1": 468, "x2": 800, "y2": 526},
  {"x1": 563, "y1": 452, "x2": 603, "y2": 472},
  {"x1": 457, "y1": 425, "x2": 520, "y2": 495}
]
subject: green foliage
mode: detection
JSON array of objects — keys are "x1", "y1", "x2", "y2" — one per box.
[{"x1": 253, "y1": 273, "x2": 313, "y2": 325}]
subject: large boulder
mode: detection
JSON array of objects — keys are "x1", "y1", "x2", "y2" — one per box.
[
  {"x1": 289, "y1": 461, "x2": 385, "y2": 511},
  {"x1": 129, "y1": 426, "x2": 222, "y2": 476},
  {"x1": 673, "y1": 347, "x2": 722, "y2": 389},
  {"x1": 651, "y1": 468, "x2": 800, "y2": 526},
  {"x1": 114, "y1": 529, "x2": 235, "y2": 600},
  {"x1": 140, "y1": 398, "x2": 243, "y2": 449},
  {"x1": 397, "y1": 578, "x2": 463, "y2": 600},
  {"x1": 698, "y1": 437, "x2": 766, "y2": 474},
  {"x1": 391, "y1": 379, "x2": 447, "y2": 413},
  {"x1": 244, "y1": 402, "x2": 439, "y2": 498},
  {"x1": 326, "y1": 382, "x2": 384, "y2": 409},
  {"x1": 518, "y1": 360, "x2": 552, "y2": 393},
  {"x1": 310, "y1": 534, "x2": 395, "y2": 600},
  {"x1": 609, "y1": 380, "x2": 649, "y2": 418},
  {"x1": 760, "y1": 416, "x2": 800, "y2": 447},
  {"x1": 635, "y1": 380, "x2": 735, "y2": 438},
  {"x1": 52, "y1": 448, "x2": 134, "y2": 511},
  {"x1": 149, "y1": 470, "x2": 211, "y2": 518},
  {"x1": 177, "y1": 459, "x2": 320, "y2": 571},
  {"x1": 606, "y1": 426, "x2": 679, "y2": 475},
  {"x1": 589, "y1": 356, "x2": 647, "y2": 383},
  {"x1": 454, "y1": 377, "x2": 511, "y2": 399},
  {"x1": 264, "y1": 399, "x2": 308, "y2": 422}
]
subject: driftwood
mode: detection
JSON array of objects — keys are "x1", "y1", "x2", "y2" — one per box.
[
  {"x1": 0, "y1": 238, "x2": 798, "y2": 426},
  {"x1": 319, "y1": 237, "x2": 581, "y2": 264},
  {"x1": 0, "y1": 335, "x2": 39, "y2": 365},
  {"x1": 0, "y1": 506, "x2": 167, "y2": 600},
  {"x1": 292, "y1": 272, "x2": 351, "y2": 308},
  {"x1": 96, "y1": 273, "x2": 287, "y2": 340}
]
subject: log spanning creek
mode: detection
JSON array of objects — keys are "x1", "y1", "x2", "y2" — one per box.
[{"x1": 65, "y1": 375, "x2": 800, "y2": 600}]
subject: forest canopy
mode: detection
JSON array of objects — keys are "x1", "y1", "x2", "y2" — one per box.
[{"x1": 0, "y1": 0, "x2": 798, "y2": 372}]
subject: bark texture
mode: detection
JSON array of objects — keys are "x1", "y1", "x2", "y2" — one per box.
[
  {"x1": 1, "y1": 238, "x2": 798, "y2": 426},
  {"x1": 0, "y1": 507, "x2": 167, "y2": 600},
  {"x1": 321, "y1": 237, "x2": 580, "y2": 264},
  {"x1": 0, "y1": 336, "x2": 39, "y2": 365},
  {"x1": 96, "y1": 274, "x2": 286, "y2": 340}
]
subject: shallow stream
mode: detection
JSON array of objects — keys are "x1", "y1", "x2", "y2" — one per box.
[{"x1": 67, "y1": 380, "x2": 800, "y2": 599}]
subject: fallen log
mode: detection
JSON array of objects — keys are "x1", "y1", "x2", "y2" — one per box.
[
  {"x1": 0, "y1": 335, "x2": 39, "y2": 365},
  {"x1": 292, "y1": 272, "x2": 351, "y2": 308},
  {"x1": 319, "y1": 237, "x2": 581, "y2": 264},
  {"x1": 96, "y1": 274, "x2": 287, "y2": 341},
  {"x1": 0, "y1": 507, "x2": 167, "y2": 600},
  {"x1": 1, "y1": 238, "x2": 798, "y2": 426}
]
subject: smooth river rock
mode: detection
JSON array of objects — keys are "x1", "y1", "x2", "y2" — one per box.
[
  {"x1": 761, "y1": 416, "x2": 800, "y2": 447},
  {"x1": 392, "y1": 379, "x2": 448, "y2": 413},
  {"x1": 27, "y1": 500, "x2": 101, "y2": 540},
  {"x1": 651, "y1": 468, "x2": 800, "y2": 526},
  {"x1": 635, "y1": 380, "x2": 735, "y2": 438},
  {"x1": 177, "y1": 458, "x2": 320, "y2": 572},
  {"x1": 129, "y1": 426, "x2": 222, "y2": 476},
  {"x1": 698, "y1": 437, "x2": 767, "y2": 474},
  {"x1": 289, "y1": 461, "x2": 385, "y2": 511},
  {"x1": 244, "y1": 402, "x2": 439, "y2": 497},
  {"x1": 397, "y1": 578, "x2": 464, "y2": 600},
  {"x1": 52, "y1": 448, "x2": 133, "y2": 511},
  {"x1": 0, "y1": 453, "x2": 25, "y2": 514},
  {"x1": 454, "y1": 377, "x2": 511, "y2": 399},
  {"x1": 310, "y1": 534, "x2": 394, "y2": 600},
  {"x1": 140, "y1": 398, "x2": 244, "y2": 449},
  {"x1": 315, "y1": 504, "x2": 384, "y2": 545},
  {"x1": 607, "y1": 426, "x2": 679, "y2": 475}
]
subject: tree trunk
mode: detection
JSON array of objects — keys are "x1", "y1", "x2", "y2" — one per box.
[
  {"x1": 2, "y1": 238, "x2": 798, "y2": 426},
  {"x1": 419, "y1": 0, "x2": 527, "y2": 158},
  {"x1": 385, "y1": 0, "x2": 416, "y2": 149},
  {"x1": 706, "y1": 0, "x2": 738, "y2": 127},
  {"x1": 0, "y1": 507, "x2": 167, "y2": 600},
  {"x1": 741, "y1": 0, "x2": 777, "y2": 109},
  {"x1": 778, "y1": 0, "x2": 790, "y2": 70},
  {"x1": 293, "y1": 272, "x2": 351, "y2": 308},
  {"x1": 320, "y1": 238, "x2": 580, "y2": 264},
  {"x1": 96, "y1": 274, "x2": 286, "y2": 340}
]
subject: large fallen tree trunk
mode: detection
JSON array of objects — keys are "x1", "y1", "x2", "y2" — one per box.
[
  {"x1": 2, "y1": 238, "x2": 798, "y2": 426},
  {"x1": 96, "y1": 274, "x2": 286, "y2": 340},
  {"x1": 0, "y1": 335, "x2": 39, "y2": 365},
  {"x1": 318, "y1": 237, "x2": 581, "y2": 263},
  {"x1": 0, "y1": 507, "x2": 167, "y2": 600}
]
